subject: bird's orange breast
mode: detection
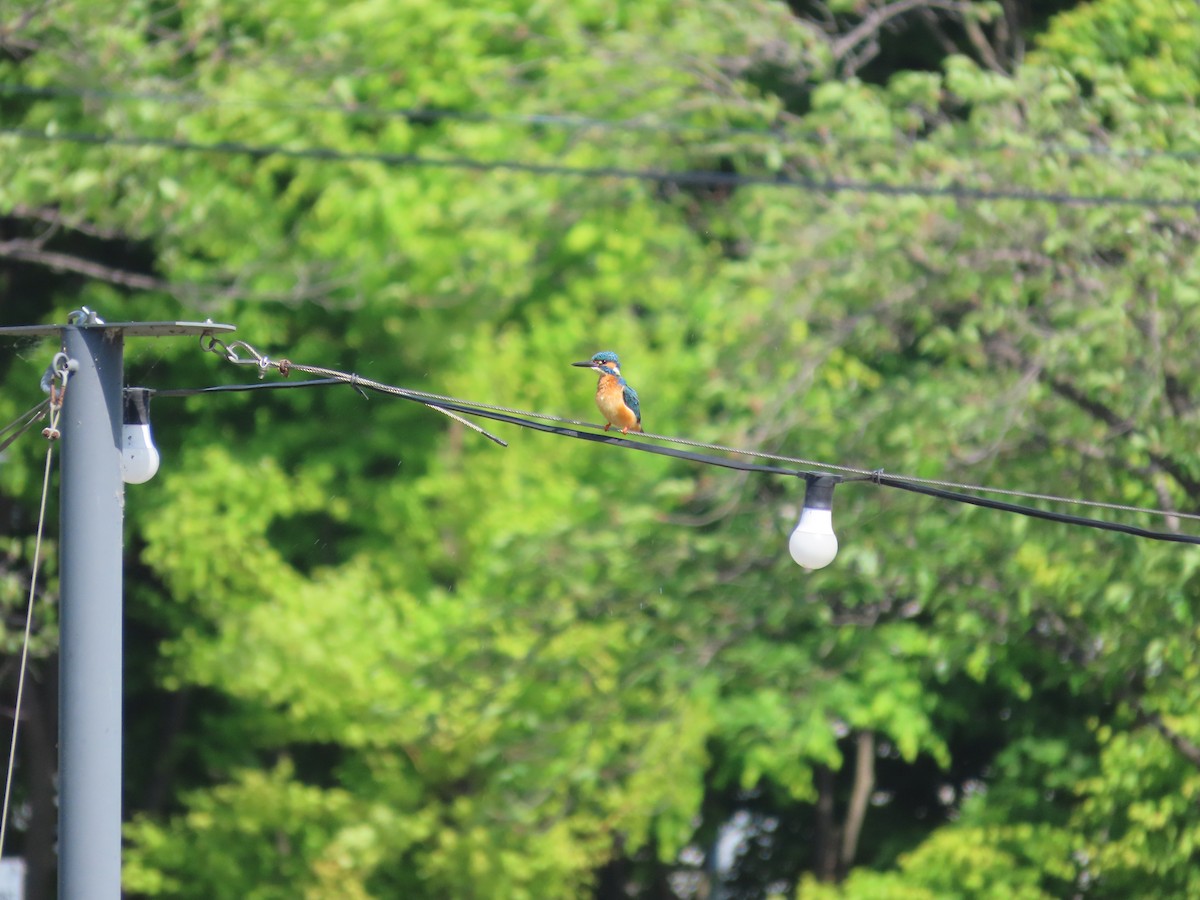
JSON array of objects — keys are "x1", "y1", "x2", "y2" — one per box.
[{"x1": 596, "y1": 375, "x2": 640, "y2": 430}]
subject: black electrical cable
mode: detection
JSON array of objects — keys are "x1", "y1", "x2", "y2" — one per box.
[
  {"x1": 876, "y1": 476, "x2": 1200, "y2": 546},
  {"x1": 420, "y1": 394, "x2": 815, "y2": 478},
  {"x1": 8, "y1": 82, "x2": 1200, "y2": 164},
  {"x1": 4, "y1": 127, "x2": 1198, "y2": 210},
  {"x1": 149, "y1": 378, "x2": 344, "y2": 396}
]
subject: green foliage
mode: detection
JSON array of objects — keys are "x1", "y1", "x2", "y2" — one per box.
[
  {"x1": 2, "y1": 0, "x2": 1200, "y2": 896},
  {"x1": 1073, "y1": 724, "x2": 1200, "y2": 897},
  {"x1": 1032, "y1": 0, "x2": 1200, "y2": 102},
  {"x1": 124, "y1": 761, "x2": 402, "y2": 899},
  {"x1": 799, "y1": 822, "x2": 1073, "y2": 899}
]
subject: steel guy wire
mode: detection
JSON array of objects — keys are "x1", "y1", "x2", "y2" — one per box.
[
  {"x1": 4, "y1": 127, "x2": 1198, "y2": 210},
  {"x1": 199, "y1": 337, "x2": 507, "y2": 446},
  {"x1": 197, "y1": 338, "x2": 1200, "y2": 528},
  {"x1": 7, "y1": 82, "x2": 1200, "y2": 164},
  {"x1": 1, "y1": 358, "x2": 69, "y2": 858},
  {"x1": 0, "y1": 400, "x2": 49, "y2": 455}
]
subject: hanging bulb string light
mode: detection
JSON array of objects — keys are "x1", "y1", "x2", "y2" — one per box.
[
  {"x1": 790, "y1": 474, "x2": 841, "y2": 570},
  {"x1": 120, "y1": 388, "x2": 160, "y2": 484},
  {"x1": 394, "y1": 398, "x2": 1200, "y2": 544},
  {"x1": 192, "y1": 338, "x2": 1200, "y2": 518},
  {"x1": 189, "y1": 338, "x2": 1200, "y2": 522},
  {"x1": 165, "y1": 344, "x2": 1200, "y2": 554},
  {"x1": 361, "y1": 393, "x2": 1200, "y2": 562},
  {"x1": 310, "y1": 378, "x2": 1200, "y2": 525}
]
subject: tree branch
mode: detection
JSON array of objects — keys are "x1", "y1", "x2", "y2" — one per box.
[
  {"x1": 0, "y1": 239, "x2": 358, "y2": 310},
  {"x1": 960, "y1": 11, "x2": 1006, "y2": 73},
  {"x1": 1136, "y1": 708, "x2": 1200, "y2": 771},
  {"x1": 0, "y1": 240, "x2": 169, "y2": 292},
  {"x1": 981, "y1": 332, "x2": 1200, "y2": 505},
  {"x1": 831, "y1": 0, "x2": 973, "y2": 64},
  {"x1": 0, "y1": 0, "x2": 55, "y2": 53},
  {"x1": 1047, "y1": 377, "x2": 1200, "y2": 502},
  {"x1": 998, "y1": 0, "x2": 1024, "y2": 68},
  {"x1": 916, "y1": 8, "x2": 961, "y2": 59},
  {"x1": 6, "y1": 204, "x2": 129, "y2": 241},
  {"x1": 840, "y1": 730, "x2": 875, "y2": 870}
]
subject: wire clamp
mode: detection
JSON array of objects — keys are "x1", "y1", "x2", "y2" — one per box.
[
  {"x1": 39, "y1": 352, "x2": 73, "y2": 441},
  {"x1": 40, "y1": 352, "x2": 72, "y2": 394},
  {"x1": 200, "y1": 334, "x2": 232, "y2": 360},
  {"x1": 67, "y1": 307, "x2": 105, "y2": 326},
  {"x1": 201, "y1": 336, "x2": 275, "y2": 375},
  {"x1": 347, "y1": 374, "x2": 369, "y2": 400}
]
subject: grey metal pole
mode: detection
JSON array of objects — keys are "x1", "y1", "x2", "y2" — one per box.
[
  {"x1": 58, "y1": 325, "x2": 124, "y2": 899},
  {"x1": 0, "y1": 317, "x2": 233, "y2": 896}
]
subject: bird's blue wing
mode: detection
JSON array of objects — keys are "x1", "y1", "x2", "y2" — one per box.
[{"x1": 622, "y1": 380, "x2": 641, "y2": 423}]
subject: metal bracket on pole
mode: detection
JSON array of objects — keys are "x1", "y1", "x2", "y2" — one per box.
[
  {"x1": 0, "y1": 319, "x2": 237, "y2": 339},
  {"x1": 0, "y1": 317, "x2": 235, "y2": 899}
]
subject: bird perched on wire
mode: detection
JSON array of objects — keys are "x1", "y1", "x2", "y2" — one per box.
[{"x1": 571, "y1": 350, "x2": 643, "y2": 434}]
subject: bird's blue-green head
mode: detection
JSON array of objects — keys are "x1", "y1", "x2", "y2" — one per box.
[{"x1": 571, "y1": 350, "x2": 622, "y2": 375}]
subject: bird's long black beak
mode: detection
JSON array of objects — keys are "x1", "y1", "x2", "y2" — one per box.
[{"x1": 571, "y1": 360, "x2": 598, "y2": 369}]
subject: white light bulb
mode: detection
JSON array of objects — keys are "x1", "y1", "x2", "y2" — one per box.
[
  {"x1": 121, "y1": 389, "x2": 160, "y2": 484},
  {"x1": 789, "y1": 476, "x2": 840, "y2": 569}
]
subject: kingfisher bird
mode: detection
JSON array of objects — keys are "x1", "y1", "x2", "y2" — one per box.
[{"x1": 571, "y1": 350, "x2": 643, "y2": 434}]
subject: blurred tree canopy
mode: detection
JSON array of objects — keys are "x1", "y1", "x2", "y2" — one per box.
[{"x1": 2, "y1": 0, "x2": 1200, "y2": 897}]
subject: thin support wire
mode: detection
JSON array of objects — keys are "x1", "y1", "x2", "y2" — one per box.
[
  {"x1": 0, "y1": 401, "x2": 49, "y2": 455},
  {"x1": 0, "y1": 365, "x2": 69, "y2": 856}
]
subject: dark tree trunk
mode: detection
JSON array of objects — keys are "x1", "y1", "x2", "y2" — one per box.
[{"x1": 813, "y1": 764, "x2": 839, "y2": 882}]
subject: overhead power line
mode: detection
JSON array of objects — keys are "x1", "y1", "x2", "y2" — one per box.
[
  {"x1": 3, "y1": 126, "x2": 1198, "y2": 209},
  {"x1": 6, "y1": 82, "x2": 1200, "y2": 164}
]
